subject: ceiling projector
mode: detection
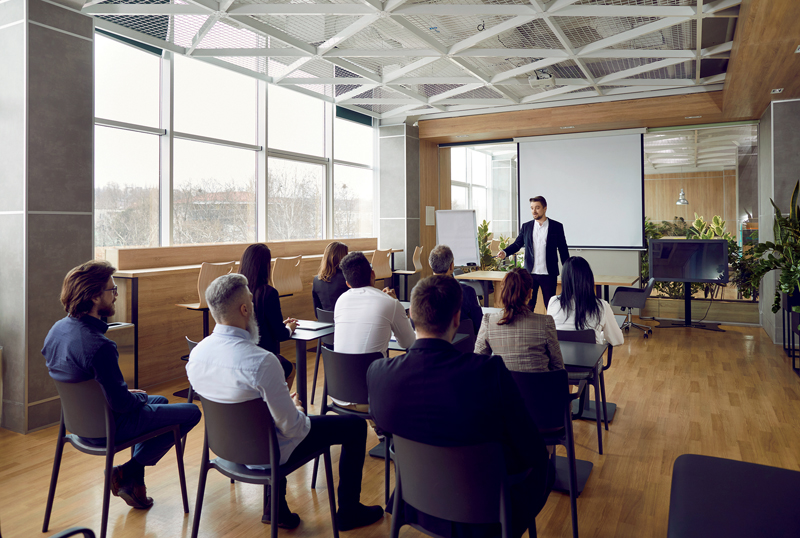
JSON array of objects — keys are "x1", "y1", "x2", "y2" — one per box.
[{"x1": 528, "y1": 70, "x2": 556, "y2": 89}]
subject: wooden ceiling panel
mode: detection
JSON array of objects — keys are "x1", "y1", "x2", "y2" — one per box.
[{"x1": 722, "y1": 0, "x2": 800, "y2": 119}]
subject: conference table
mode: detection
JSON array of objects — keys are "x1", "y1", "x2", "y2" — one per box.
[{"x1": 455, "y1": 271, "x2": 638, "y2": 307}]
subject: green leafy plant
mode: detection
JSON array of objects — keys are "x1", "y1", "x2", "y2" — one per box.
[
  {"x1": 751, "y1": 180, "x2": 800, "y2": 313},
  {"x1": 642, "y1": 216, "x2": 701, "y2": 298},
  {"x1": 477, "y1": 220, "x2": 495, "y2": 271}
]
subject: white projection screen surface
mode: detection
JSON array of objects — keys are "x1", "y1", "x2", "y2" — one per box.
[{"x1": 517, "y1": 132, "x2": 645, "y2": 249}]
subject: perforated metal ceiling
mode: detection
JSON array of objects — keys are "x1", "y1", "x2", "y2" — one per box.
[{"x1": 86, "y1": 0, "x2": 740, "y2": 122}]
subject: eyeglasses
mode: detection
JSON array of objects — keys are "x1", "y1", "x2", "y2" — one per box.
[{"x1": 104, "y1": 286, "x2": 119, "y2": 296}]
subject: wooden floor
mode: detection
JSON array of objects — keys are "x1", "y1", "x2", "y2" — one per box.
[{"x1": 3, "y1": 317, "x2": 800, "y2": 538}]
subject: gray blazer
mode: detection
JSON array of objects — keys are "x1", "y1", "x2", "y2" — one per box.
[{"x1": 474, "y1": 309, "x2": 564, "y2": 372}]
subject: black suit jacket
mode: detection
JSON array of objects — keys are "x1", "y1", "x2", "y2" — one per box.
[
  {"x1": 367, "y1": 339, "x2": 549, "y2": 538},
  {"x1": 458, "y1": 281, "x2": 483, "y2": 335},
  {"x1": 253, "y1": 284, "x2": 292, "y2": 356},
  {"x1": 503, "y1": 218, "x2": 569, "y2": 276},
  {"x1": 312, "y1": 270, "x2": 349, "y2": 314}
]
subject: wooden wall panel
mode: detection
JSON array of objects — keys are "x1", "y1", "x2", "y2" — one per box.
[
  {"x1": 105, "y1": 238, "x2": 378, "y2": 270},
  {"x1": 418, "y1": 92, "x2": 731, "y2": 144},
  {"x1": 419, "y1": 139, "x2": 440, "y2": 278},
  {"x1": 644, "y1": 171, "x2": 738, "y2": 226}
]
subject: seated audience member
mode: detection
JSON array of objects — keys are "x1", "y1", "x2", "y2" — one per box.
[
  {"x1": 187, "y1": 274, "x2": 383, "y2": 530},
  {"x1": 240, "y1": 243, "x2": 297, "y2": 388},
  {"x1": 428, "y1": 244, "x2": 483, "y2": 335},
  {"x1": 547, "y1": 256, "x2": 624, "y2": 346},
  {"x1": 475, "y1": 268, "x2": 563, "y2": 372},
  {"x1": 312, "y1": 241, "x2": 350, "y2": 313},
  {"x1": 334, "y1": 251, "x2": 415, "y2": 357},
  {"x1": 367, "y1": 275, "x2": 553, "y2": 538},
  {"x1": 42, "y1": 260, "x2": 201, "y2": 510}
]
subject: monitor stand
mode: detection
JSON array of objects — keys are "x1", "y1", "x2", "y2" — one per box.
[{"x1": 656, "y1": 282, "x2": 725, "y2": 332}]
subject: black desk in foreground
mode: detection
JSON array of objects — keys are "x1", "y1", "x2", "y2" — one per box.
[{"x1": 668, "y1": 454, "x2": 800, "y2": 537}]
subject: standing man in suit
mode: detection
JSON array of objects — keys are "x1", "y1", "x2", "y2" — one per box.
[{"x1": 498, "y1": 196, "x2": 569, "y2": 310}]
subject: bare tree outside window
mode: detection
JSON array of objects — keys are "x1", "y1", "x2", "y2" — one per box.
[
  {"x1": 173, "y1": 177, "x2": 256, "y2": 244},
  {"x1": 267, "y1": 158, "x2": 324, "y2": 241}
]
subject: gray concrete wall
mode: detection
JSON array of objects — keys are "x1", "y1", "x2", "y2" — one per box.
[
  {"x1": 758, "y1": 103, "x2": 777, "y2": 342},
  {"x1": 0, "y1": 0, "x2": 94, "y2": 432}
]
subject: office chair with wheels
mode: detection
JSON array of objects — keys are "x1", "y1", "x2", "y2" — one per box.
[
  {"x1": 310, "y1": 346, "x2": 391, "y2": 504},
  {"x1": 390, "y1": 436, "x2": 537, "y2": 538},
  {"x1": 611, "y1": 277, "x2": 655, "y2": 338},
  {"x1": 43, "y1": 380, "x2": 189, "y2": 538},
  {"x1": 191, "y1": 396, "x2": 339, "y2": 538},
  {"x1": 511, "y1": 370, "x2": 587, "y2": 538}
]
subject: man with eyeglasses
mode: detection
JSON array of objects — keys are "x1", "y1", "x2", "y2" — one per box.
[{"x1": 42, "y1": 260, "x2": 201, "y2": 510}]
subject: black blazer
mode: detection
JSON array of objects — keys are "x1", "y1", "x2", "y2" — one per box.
[
  {"x1": 253, "y1": 284, "x2": 292, "y2": 356},
  {"x1": 312, "y1": 270, "x2": 349, "y2": 314},
  {"x1": 503, "y1": 218, "x2": 569, "y2": 276}
]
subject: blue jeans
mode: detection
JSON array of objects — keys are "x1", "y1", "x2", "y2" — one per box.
[{"x1": 87, "y1": 395, "x2": 201, "y2": 466}]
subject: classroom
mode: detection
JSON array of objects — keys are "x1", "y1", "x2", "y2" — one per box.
[{"x1": 1, "y1": 0, "x2": 800, "y2": 536}]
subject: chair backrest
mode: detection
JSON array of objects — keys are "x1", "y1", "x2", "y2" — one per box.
[
  {"x1": 557, "y1": 329, "x2": 595, "y2": 344},
  {"x1": 371, "y1": 249, "x2": 393, "y2": 280},
  {"x1": 270, "y1": 256, "x2": 303, "y2": 296},
  {"x1": 186, "y1": 336, "x2": 199, "y2": 352},
  {"x1": 393, "y1": 435, "x2": 506, "y2": 524},
  {"x1": 198, "y1": 396, "x2": 279, "y2": 466},
  {"x1": 316, "y1": 308, "x2": 335, "y2": 345},
  {"x1": 53, "y1": 380, "x2": 110, "y2": 439},
  {"x1": 510, "y1": 369, "x2": 570, "y2": 432},
  {"x1": 321, "y1": 346, "x2": 383, "y2": 405},
  {"x1": 197, "y1": 261, "x2": 235, "y2": 309},
  {"x1": 643, "y1": 277, "x2": 656, "y2": 295},
  {"x1": 411, "y1": 246, "x2": 423, "y2": 272}
]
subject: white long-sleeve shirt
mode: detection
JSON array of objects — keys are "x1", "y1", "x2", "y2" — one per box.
[
  {"x1": 187, "y1": 324, "x2": 310, "y2": 465},
  {"x1": 334, "y1": 286, "x2": 416, "y2": 356},
  {"x1": 546, "y1": 296, "x2": 624, "y2": 346}
]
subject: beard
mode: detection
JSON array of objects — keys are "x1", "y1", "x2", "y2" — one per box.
[
  {"x1": 246, "y1": 313, "x2": 260, "y2": 345},
  {"x1": 98, "y1": 302, "x2": 116, "y2": 317}
]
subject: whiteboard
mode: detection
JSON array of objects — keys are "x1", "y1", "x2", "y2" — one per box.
[
  {"x1": 435, "y1": 210, "x2": 480, "y2": 266},
  {"x1": 517, "y1": 131, "x2": 645, "y2": 249}
]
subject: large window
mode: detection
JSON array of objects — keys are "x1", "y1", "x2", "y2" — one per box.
[{"x1": 93, "y1": 33, "x2": 376, "y2": 249}]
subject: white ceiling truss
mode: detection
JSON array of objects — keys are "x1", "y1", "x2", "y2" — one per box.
[
  {"x1": 84, "y1": 0, "x2": 741, "y2": 122},
  {"x1": 643, "y1": 124, "x2": 757, "y2": 173}
]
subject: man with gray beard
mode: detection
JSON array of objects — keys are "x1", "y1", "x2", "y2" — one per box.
[{"x1": 187, "y1": 274, "x2": 383, "y2": 531}]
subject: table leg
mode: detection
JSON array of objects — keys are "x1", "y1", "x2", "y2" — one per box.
[
  {"x1": 295, "y1": 339, "x2": 308, "y2": 413},
  {"x1": 132, "y1": 277, "x2": 139, "y2": 389},
  {"x1": 604, "y1": 284, "x2": 610, "y2": 302},
  {"x1": 595, "y1": 284, "x2": 601, "y2": 298},
  {"x1": 202, "y1": 311, "x2": 210, "y2": 338},
  {"x1": 482, "y1": 281, "x2": 490, "y2": 307}
]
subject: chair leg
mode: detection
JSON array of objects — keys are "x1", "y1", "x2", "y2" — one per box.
[
  {"x1": 270, "y1": 480, "x2": 279, "y2": 538},
  {"x1": 190, "y1": 466, "x2": 209, "y2": 538},
  {"x1": 384, "y1": 437, "x2": 391, "y2": 506},
  {"x1": 311, "y1": 455, "x2": 320, "y2": 489},
  {"x1": 42, "y1": 436, "x2": 65, "y2": 532},
  {"x1": 592, "y1": 375, "x2": 603, "y2": 455},
  {"x1": 599, "y1": 370, "x2": 609, "y2": 432},
  {"x1": 311, "y1": 345, "x2": 321, "y2": 406},
  {"x1": 564, "y1": 428, "x2": 580, "y2": 538},
  {"x1": 173, "y1": 428, "x2": 190, "y2": 513},
  {"x1": 100, "y1": 450, "x2": 115, "y2": 538},
  {"x1": 323, "y1": 450, "x2": 340, "y2": 538},
  {"x1": 390, "y1": 464, "x2": 403, "y2": 538}
]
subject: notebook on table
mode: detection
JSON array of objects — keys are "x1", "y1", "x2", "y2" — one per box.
[{"x1": 295, "y1": 321, "x2": 333, "y2": 331}]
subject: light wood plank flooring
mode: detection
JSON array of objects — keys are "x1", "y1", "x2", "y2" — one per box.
[{"x1": 2, "y1": 317, "x2": 799, "y2": 537}]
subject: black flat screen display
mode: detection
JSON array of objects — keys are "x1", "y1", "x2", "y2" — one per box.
[{"x1": 649, "y1": 239, "x2": 729, "y2": 283}]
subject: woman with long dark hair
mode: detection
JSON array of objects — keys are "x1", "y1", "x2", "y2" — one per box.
[
  {"x1": 474, "y1": 267, "x2": 563, "y2": 372},
  {"x1": 547, "y1": 256, "x2": 624, "y2": 345},
  {"x1": 239, "y1": 243, "x2": 297, "y2": 387},
  {"x1": 312, "y1": 241, "x2": 349, "y2": 314}
]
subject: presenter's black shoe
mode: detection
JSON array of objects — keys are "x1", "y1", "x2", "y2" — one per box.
[{"x1": 337, "y1": 503, "x2": 384, "y2": 531}]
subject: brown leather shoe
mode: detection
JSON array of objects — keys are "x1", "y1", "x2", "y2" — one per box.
[
  {"x1": 108, "y1": 466, "x2": 124, "y2": 497},
  {"x1": 118, "y1": 483, "x2": 154, "y2": 510}
]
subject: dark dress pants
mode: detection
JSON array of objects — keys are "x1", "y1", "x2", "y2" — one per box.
[{"x1": 528, "y1": 274, "x2": 557, "y2": 311}]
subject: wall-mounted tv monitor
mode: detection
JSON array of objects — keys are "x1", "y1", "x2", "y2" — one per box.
[{"x1": 649, "y1": 239, "x2": 729, "y2": 284}]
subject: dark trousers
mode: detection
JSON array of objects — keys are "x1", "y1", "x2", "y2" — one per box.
[
  {"x1": 109, "y1": 395, "x2": 202, "y2": 466},
  {"x1": 528, "y1": 274, "x2": 557, "y2": 311},
  {"x1": 282, "y1": 414, "x2": 367, "y2": 509}
]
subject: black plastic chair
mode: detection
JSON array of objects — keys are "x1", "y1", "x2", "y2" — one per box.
[
  {"x1": 511, "y1": 370, "x2": 587, "y2": 538},
  {"x1": 310, "y1": 345, "x2": 391, "y2": 504},
  {"x1": 454, "y1": 319, "x2": 476, "y2": 354},
  {"x1": 390, "y1": 435, "x2": 534, "y2": 538},
  {"x1": 183, "y1": 336, "x2": 198, "y2": 405},
  {"x1": 191, "y1": 396, "x2": 339, "y2": 538},
  {"x1": 311, "y1": 308, "x2": 335, "y2": 405},
  {"x1": 43, "y1": 380, "x2": 189, "y2": 538},
  {"x1": 558, "y1": 329, "x2": 609, "y2": 454},
  {"x1": 611, "y1": 277, "x2": 655, "y2": 337}
]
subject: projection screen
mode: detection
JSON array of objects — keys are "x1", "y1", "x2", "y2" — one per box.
[{"x1": 516, "y1": 130, "x2": 645, "y2": 249}]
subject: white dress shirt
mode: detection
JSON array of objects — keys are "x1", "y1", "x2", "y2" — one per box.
[
  {"x1": 532, "y1": 218, "x2": 549, "y2": 275},
  {"x1": 186, "y1": 324, "x2": 310, "y2": 465},
  {"x1": 334, "y1": 286, "x2": 416, "y2": 356},
  {"x1": 546, "y1": 296, "x2": 625, "y2": 346}
]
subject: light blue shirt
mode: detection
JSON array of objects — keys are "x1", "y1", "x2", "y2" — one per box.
[{"x1": 187, "y1": 324, "x2": 310, "y2": 465}]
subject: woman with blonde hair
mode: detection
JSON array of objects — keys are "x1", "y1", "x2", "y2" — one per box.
[
  {"x1": 312, "y1": 241, "x2": 349, "y2": 313},
  {"x1": 474, "y1": 267, "x2": 563, "y2": 372}
]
